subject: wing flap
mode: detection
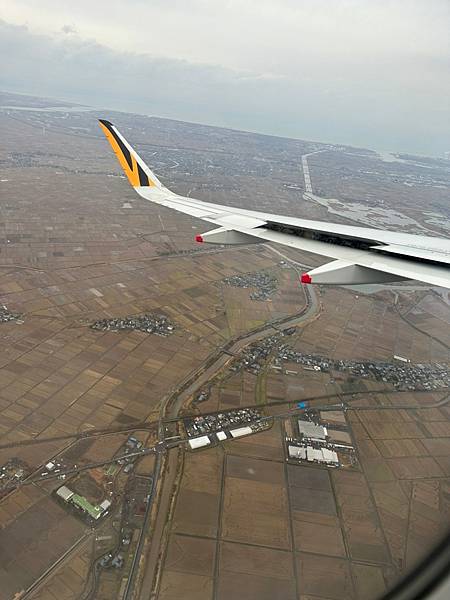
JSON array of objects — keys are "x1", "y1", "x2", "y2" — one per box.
[
  {"x1": 300, "y1": 260, "x2": 408, "y2": 285},
  {"x1": 236, "y1": 226, "x2": 450, "y2": 288},
  {"x1": 372, "y1": 244, "x2": 450, "y2": 264}
]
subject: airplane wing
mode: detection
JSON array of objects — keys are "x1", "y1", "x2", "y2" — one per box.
[{"x1": 99, "y1": 119, "x2": 450, "y2": 289}]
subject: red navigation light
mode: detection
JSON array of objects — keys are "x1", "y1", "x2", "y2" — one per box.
[
  {"x1": 300, "y1": 273, "x2": 312, "y2": 284},
  {"x1": 195, "y1": 235, "x2": 204, "y2": 243}
]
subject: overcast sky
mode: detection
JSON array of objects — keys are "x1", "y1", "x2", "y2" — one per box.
[{"x1": 1, "y1": 0, "x2": 449, "y2": 155}]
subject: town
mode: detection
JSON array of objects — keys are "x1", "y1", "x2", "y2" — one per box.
[
  {"x1": 0, "y1": 304, "x2": 22, "y2": 323},
  {"x1": 91, "y1": 313, "x2": 175, "y2": 335},
  {"x1": 276, "y1": 346, "x2": 450, "y2": 390},
  {"x1": 223, "y1": 270, "x2": 278, "y2": 301}
]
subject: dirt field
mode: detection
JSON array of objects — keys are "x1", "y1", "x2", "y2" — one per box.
[
  {"x1": 222, "y1": 421, "x2": 284, "y2": 460},
  {"x1": 158, "y1": 570, "x2": 213, "y2": 600},
  {"x1": 296, "y1": 553, "x2": 356, "y2": 599},
  {"x1": 0, "y1": 496, "x2": 84, "y2": 598},
  {"x1": 172, "y1": 448, "x2": 223, "y2": 538},
  {"x1": 164, "y1": 534, "x2": 216, "y2": 576},
  {"x1": 222, "y1": 476, "x2": 290, "y2": 548}
]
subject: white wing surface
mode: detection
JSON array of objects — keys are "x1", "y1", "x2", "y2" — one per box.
[{"x1": 99, "y1": 120, "x2": 450, "y2": 289}]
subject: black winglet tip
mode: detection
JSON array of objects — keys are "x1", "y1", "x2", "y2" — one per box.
[{"x1": 99, "y1": 119, "x2": 114, "y2": 128}]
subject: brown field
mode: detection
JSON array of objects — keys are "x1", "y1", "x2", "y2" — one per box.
[
  {"x1": 222, "y1": 477, "x2": 290, "y2": 548},
  {"x1": 220, "y1": 450, "x2": 290, "y2": 555},
  {"x1": 287, "y1": 465, "x2": 337, "y2": 516},
  {"x1": 292, "y1": 512, "x2": 346, "y2": 557},
  {"x1": 294, "y1": 287, "x2": 450, "y2": 363},
  {"x1": 0, "y1": 496, "x2": 84, "y2": 598},
  {"x1": 158, "y1": 571, "x2": 213, "y2": 600},
  {"x1": 172, "y1": 488, "x2": 220, "y2": 539},
  {"x1": 222, "y1": 421, "x2": 284, "y2": 461},
  {"x1": 332, "y1": 470, "x2": 391, "y2": 563},
  {"x1": 388, "y1": 456, "x2": 444, "y2": 479},
  {"x1": 217, "y1": 542, "x2": 298, "y2": 599},
  {"x1": 296, "y1": 553, "x2": 354, "y2": 600},
  {"x1": 28, "y1": 537, "x2": 93, "y2": 600},
  {"x1": 351, "y1": 563, "x2": 388, "y2": 599},
  {"x1": 375, "y1": 438, "x2": 428, "y2": 458},
  {"x1": 172, "y1": 448, "x2": 222, "y2": 538},
  {"x1": 217, "y1": 571, "x2": 297, "y2": 600},
  {"x1": 225, "y1": 454, "x2": 283, "y2": 484},
  {"x1": 164, "y1": 534, "x2": 216, "y2": 576}
]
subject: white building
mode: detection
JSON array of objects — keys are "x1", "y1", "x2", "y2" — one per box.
[
  {"x1": 321, "y1": 448, "x2": 339, "y2": 465},
  {"x1": 306, "y1": 447, "x2": 323, "y2": 462},
  {"x1": 394, "y1": 355, "x2": 410, "y2": 363},
  {"x1": 288, "y1": 445, "x2": 307, "y2": 460},
  {"x1": 230, "y1": 426, "x2": 253, "y2": 438},
  {"x1": 298, "y1": 421, "x2": 327, "y2": 440},
  {"x1": 100, "y1": 499, "x2": 111, "y2": 511},
  {"x1": 56, "y1": 485, "x2": 74, "y2": 502},
  {"x1": 216, "y1": 431, "x2": 227, "y2": 441},
  {"x1": 188, "y1": 435, "x2": 210, "y2": 449},
  {"x1": 45, "y1": 462, "x2": 55, "y2": 471}
]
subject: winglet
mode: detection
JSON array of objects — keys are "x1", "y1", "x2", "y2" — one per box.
[{"x1": 98, "y1": 119, "x2": 162, "y2": 188}]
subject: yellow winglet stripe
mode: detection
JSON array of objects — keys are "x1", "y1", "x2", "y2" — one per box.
[{"x1": 99, "y1": 120, "x2": 155, "y2": 187}]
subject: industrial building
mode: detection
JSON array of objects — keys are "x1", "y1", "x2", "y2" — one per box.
[
  {"x1": 188, "y1": 435, "x2": 210, "y2": 449},
  {"x1": 72, "y1": 494, "x2": 104, "y2": 520},
  {"x1": 230, "y1": 426, "x2": 253, "y2": 438},
  {"x1": 99, "y1": 499, "x2": 111, "y2": 512},
  {"x1": 321, "y1": 448, "x2": 339, "y2": 464},
  {"x1": 394, "y1": 355, "x2": 410, "y2": 363},
  {"x1": 56, "y1": 485, "x2": 74, "y2": 502},
  {"x1": 306, "y1": 446, "x2": 323, "y2": 462},
  {"x1": 288, "y1": 445, "x2": 307, "y2": 460},
  {"x1": 216, "y1": 431, "x2": 227, "y2": 441},
  {"x1": 287, "y1": 444, "x2": 339, "y2": 466},
  {"x1": 285, "y1": 409, "x2": 356, "y2": 469},
  {"x1": 306, "y1": 446, "x2": 339, "y2": 466},
  {"x1": 55, "y1": 485, "x2": 112, "y2": 520},
  {"x1": 298, "y1": 420, "x2": 327, "y2": 440}
]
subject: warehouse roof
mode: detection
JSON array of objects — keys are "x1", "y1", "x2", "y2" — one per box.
[
  {"x1": 72, "y1": 494, "x2": 103, "y2": 519},
  {"x1": 56, "y1": 485, "x2": 74, "y2": 502},
  {"x1": 298, "y1": 420, "x2": 327, "y2": 439},
  {"x1": 188, "y1": 435, "x2": 210, "y2": 449},
  {"x1": 230, "y1": 426, "x2": 252, "y2": 438},
  {"x1": 288, "y1": 445, "x2": 307, "y2": 459}
]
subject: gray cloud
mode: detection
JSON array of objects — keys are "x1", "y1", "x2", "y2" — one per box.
[
  {"x1": 0, "y1": 16, "x2": 449, "y2": 155},
  {"x1": 61, "y1": 24, "x2": 77, "y2": 35}
]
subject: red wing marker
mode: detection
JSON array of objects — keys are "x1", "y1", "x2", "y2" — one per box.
[
  {"x1": 300, "y1": 273, "x2": 312, "y2": 284},
  {"x1": 195, "y1": 235, "x2": 204, "y2": 243}
]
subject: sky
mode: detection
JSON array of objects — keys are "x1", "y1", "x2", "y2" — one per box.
[{"x1": 1, "y1": 0, "x2": 449, "y2": 155}]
